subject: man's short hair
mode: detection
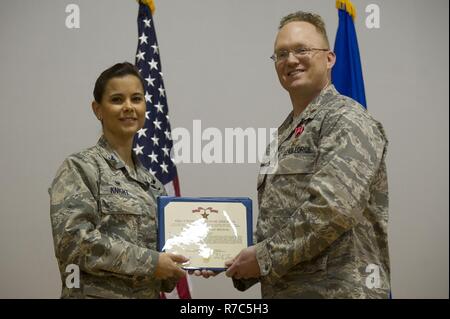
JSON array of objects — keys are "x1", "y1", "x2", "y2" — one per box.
[{"x1": 279, "y1": 11, "x2": 330, "y2": 48}]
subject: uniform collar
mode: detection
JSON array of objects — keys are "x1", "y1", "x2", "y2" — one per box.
[
  {"x1": 279, "y1": 84, "x2": 339, "y2": 133},
  {"x1": 299, "y1": 84, "x2": 338, "y2": 123},
  {"x1": 96, "y1": 135, "x2": 151, "y2": 187},
  {"x1": 96, "y1": 135, "x2": 126, "y2": 170}
]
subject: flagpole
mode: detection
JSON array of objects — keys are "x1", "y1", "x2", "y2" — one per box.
[
  {"x1": 138, "y1": 0, "x2": 155, "y2": 14},
  {"x1": 335, "y1": 0, "x2": 356, "y2": 20}
]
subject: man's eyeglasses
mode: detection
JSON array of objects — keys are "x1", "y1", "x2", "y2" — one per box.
[{"x1": 270, "y1": 47, "x2": 329, "y2": 63}]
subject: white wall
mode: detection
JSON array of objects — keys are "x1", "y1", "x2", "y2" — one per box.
[{"x1": 0, "y1": 0, "x2": 448, "y2": 298}]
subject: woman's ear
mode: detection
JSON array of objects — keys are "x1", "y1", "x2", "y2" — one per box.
[{"x1": 92, "y1": 101, "x2": 102, "y2": 121}]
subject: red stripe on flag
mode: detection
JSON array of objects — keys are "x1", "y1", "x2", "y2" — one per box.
[
  {"x1": 173, "y1": 173, "x2": 181, "y2": 197},
  {"x1": 173, "y1": 173, "x2": 191, "y2": 298},
  {"x1": 176, "y1": 276, "x2": 191, "y2": 299}
]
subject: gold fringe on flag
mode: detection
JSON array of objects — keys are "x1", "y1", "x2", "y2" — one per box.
[
  {"x1": 138, "y1": 0, "x2": 155, "y2": 14},
  {"x1": 336, "y1": 0, "x2": 356, "y2": 20}
]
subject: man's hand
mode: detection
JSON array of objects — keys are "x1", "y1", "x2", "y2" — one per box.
[
  {"x1": 154, "y1": 253, "x2": 188, "y2": 280},
  {"x1": 225, "y1": 246, "x2": 261, "y2": 279}
]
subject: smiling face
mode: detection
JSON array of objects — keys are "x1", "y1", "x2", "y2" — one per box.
[
  {"x1": 92, "y1": 75, "x2": 146, "y2": 142},
  {"x1": 274, "y1": 21, "x2": 335, "y2": 97}
]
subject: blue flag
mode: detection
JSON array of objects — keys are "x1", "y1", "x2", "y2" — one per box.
[{"x1": 332, "y1": 0, "x2": 367, "y2": 108}]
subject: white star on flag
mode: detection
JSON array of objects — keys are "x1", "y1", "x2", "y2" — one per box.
[
  {"x1": 145, "y1": 92, "x2": 152, "y2": 102},
  {"x1": 160, "y1": 162, "x2": 168, "y2": 173},
  {"x1": 136, "y1": 50, "x2": 146, "y2": 62},
  {"x1": 151, "y1": 43, "x2": 159, "y2": 54},
  {"x1": 148, "y1": 151, "x2": 158, "y2": 163},
  {"x1": 143, "y1": 18, "x2": 151, "y2": 28},
  {"x1": 139, "y1": 32, "x2": 148, "y2": 45},
  {"x1": 153, "y1": 119, "x2": 162, "y2": 130},
  {"x1": 133, "y1": 144, "x2": 144, "y2": 155},
  {"x1": 137, "y1": 128, "x2": 147, "y2": 138},
  {"x1": 158, "y1": 85, "x2": 165, "y2": 97},
  {"x1": 151, "y1": 135, "x2": 159, "y2": 146},
  {"x1": 162, "y1": 146, "x2": 170, "y2": 157},
  {"x1": 154, "y1": 102, "x2": 164, "y2": 113},
  {"x1": 145, "y1": 75, "x2": 155, "y2": 87},
  {"x1": 148, "y1": 58, "x2": 159, "y2": 70}
]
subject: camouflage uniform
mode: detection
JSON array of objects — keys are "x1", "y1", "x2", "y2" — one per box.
[
  {"x1": 234, "y1": 85, "x2": 390, "y2": 298},
  {"x1": 49, "y1": 136, "x2": 175, "y2": 298}
]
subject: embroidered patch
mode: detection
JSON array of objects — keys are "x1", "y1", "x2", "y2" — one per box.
[{"x1": 294, "y1": 125, "x2": 305, "y2": 138}]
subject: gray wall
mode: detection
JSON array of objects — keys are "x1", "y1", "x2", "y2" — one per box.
[{"x1": 0, "y1": 0, "x2": 448, "y2": 299}]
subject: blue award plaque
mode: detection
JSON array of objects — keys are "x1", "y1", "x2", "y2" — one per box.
[{"x1": 157, "y1": 196, "x2": 253, "y2": 271}]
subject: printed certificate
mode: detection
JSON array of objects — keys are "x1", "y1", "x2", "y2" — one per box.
[{"x1": 157, "y1": 197, "x2": 253, "y2": 270}]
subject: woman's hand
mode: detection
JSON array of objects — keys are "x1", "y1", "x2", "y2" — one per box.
[
  {"x1": 154, "y1": 253, "x2": 189, "y2": 280},
  {"x1": 188, "y1": 269, "x2": 221, "y2": 278}
]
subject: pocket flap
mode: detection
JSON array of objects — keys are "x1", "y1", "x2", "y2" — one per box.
[
  {"x1": 275, "y1": 154, "x2": 315, "y2": 175},
  {"x1": 100, "y1": 196, "x2": 142, "y2": 216}
]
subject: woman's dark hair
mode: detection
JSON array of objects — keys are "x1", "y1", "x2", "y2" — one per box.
[{"x1": 93, "y1": 62, "x2": 145, "y2": 103}]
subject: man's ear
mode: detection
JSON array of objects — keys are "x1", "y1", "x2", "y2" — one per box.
[
  {"x1": 327, "y1": 51, "x2": 336, "y2": 70},
  {"x1": 92, "y1": 101, "x2": 102, "y2": 121}
]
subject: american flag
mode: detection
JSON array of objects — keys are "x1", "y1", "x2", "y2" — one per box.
[{"x1": 133, "y1": 1, "x2": 191, "y2": 299}]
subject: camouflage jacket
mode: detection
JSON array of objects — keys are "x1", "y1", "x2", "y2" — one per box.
[
  {"x1": 234, "y1": 85, "x2": 390, "y2": 298},
  {"x1": 49, "y1": 136, "x2": 174, "y2": 298}
]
